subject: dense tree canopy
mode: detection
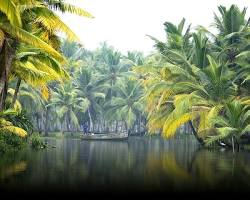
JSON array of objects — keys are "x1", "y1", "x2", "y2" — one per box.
[{"x1": 0, "y1": 3, "x2": 249, "y2": 151}]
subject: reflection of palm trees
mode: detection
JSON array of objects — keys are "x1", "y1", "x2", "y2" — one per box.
[
  {"x1": 2, "y1": 137, "x2": 250, "y2": 192},
  {"x1": 187, "y1": 149, "x2": 250, "y2": 190},
  {"x1": 144, "y1": 139, "x2": 196, "y2": 189},
  {"x1": 0, "y1": 161, "x2": 27, "y2": 180},
  {"x1": 145, "y1": 141, "x2": 250, "y2": 191},
  {"x1": 85, "y1": 141, "x2": 129, "y2": 171},
  {"x1": 162, "y1": 153, "x2": 190, "y2": 181}
]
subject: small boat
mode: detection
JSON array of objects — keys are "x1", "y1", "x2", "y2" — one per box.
[{"x1": 80, "y1": 132, "x2": 128, "y2": 140}]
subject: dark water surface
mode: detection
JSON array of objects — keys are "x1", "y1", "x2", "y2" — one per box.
[{"x1": 1, "y1": 136, "x2": 250, "y2": 196}]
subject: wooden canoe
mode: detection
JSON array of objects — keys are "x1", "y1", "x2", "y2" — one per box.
[{"x1": 80, "y1": 132, "x2": 128, "y2": 140}]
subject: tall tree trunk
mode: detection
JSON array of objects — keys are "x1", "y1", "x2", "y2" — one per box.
[
  {"x1": 139, "y1": 113, "x2": 141, "y2": 135},
  {"x1": 36, "y1": 114, "x2": 42, "y2": 134},
  {"x1": 188, "y1": 121, "x2": 204, "y2": 145},
  {"x1": 125, "y1": 122, "x2": 130, "y2": 135},
  {"x1": 0, "y1": 39, "x2": 17, "y2": 111},
  {"x1": 12, "y1": 78, "x2": 21, "y2": 106},
  {"x1": 60, "y1": 121, "x2": 64, "y2": 133},
  {"x1": 97, "y1": 120, "x2": 100, "y2": 133},
  {"x1": 88, "y1": 108, "x2": 93, "y2": 132},
  {"x1": 115, "y1": 120, "x2": 118, "y2": 133},
  {"x1": 44, "y1": 108, "x2": 49, "y2": 137},
  {"x1": 232, "y1": 136, "x2": 235, "y2": 154},
  {"x1": 66, "y1": 111, "x2": 71, "y2": 132}
]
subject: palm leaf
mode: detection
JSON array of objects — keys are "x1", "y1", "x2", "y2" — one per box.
[
  {"x1": 0, "y1": 125, "x2": 27, "y2": 137},
  {"x1": 205, "y1": 127, "x2": 237, "y2": 146},
  {"x1": 40, "y1": 85, "x2": 50, "y2": 100},
  {"x1": 55, "y1": 3, "x2": 94, "y2": 18},
  {"x1": 162, "y1": 112, "x2": 198, "y2": 138},
  {"x1": 0, "y1": 0, "x2": 22, "y2": 27},
  {"x1": 34, "y1": 8, "x2": 79, "y2": 41},
  {"x1": 0, "y1": 22, "x2": 64, "y2": 62}
]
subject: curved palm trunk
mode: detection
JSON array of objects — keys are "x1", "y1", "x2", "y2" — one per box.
[
  {"x1": 232, "y1": 136, "x2": 235, "y2": 154},
  {"x1": 12, "y1": 78, "x2": 22, "y2": 106},
  {"x1": 88, "y1": 108, "x2": 93, "y2": 132},
  {"x1": 66, "y1": 111, "x2": 71, "y2": 132},
  {"x1": 188, "y1": 121, "x2": 204, "y2": 145},
  {"x1": 125, "y1": 122, "x2": 130, "y2": 135},
  {"x1": 36, "y1": 114, "x2": 42, "y2": 134},
  {"x1": 0, "y1": 39, "x2": 18, "y2": 111},
  {"x1": 44, "y1": 108, "x2": 49, "y2": 137},
  {"x1": 115, "y1": 120, "x2": 118, "y2": 133},
  {"x1": 138, "y1": 113, "x2": 141, "y2": 135}
]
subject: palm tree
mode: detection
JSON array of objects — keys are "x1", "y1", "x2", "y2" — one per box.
[
  {"x1": 95, "y1": 43, "x2": 128, "y2": 99},
  {"x1": 48, "y1": 82, "x2": 89, "y2": 133},
  {"x1": 105, "y1": 78, "x2": 144, "y2": 134},
  {"x1": 140, "y1": 52, "x2": 236, "y2": 144},
  {"x1": 60, "y1": 39, "x2": 86, "y2": 76},
  {"x1": 190, "y1": 31, "x2": 210, "y2": 69},
  {"x1": 0, "y1": 109, "x2": 27, "y2": 138},
  {"x1": 205, "y1": 100, "x2": 250, "y2": 152},
  {"x1": 142, "y1": 13, "x2": 249, "y2": 145},
  {"x1": 0, "y1": 0, "x2": 93, "y2": 110},
  {"x1": 17, "y1": 83, "x2": 51, "y2": 134},
  {"x1": 147, "y1": 18, "x2": 192, "y2": 63},
  {"x1": 212, "y1": 5, "x2": 250, "y2": 64},
  {"x1": 74, "y1": 67, "x2": 107, "y2": 132},
  {"x1": 10, "y1": 46, "x2": 69, "y2": 106},
  {"x1": 0, "y1": 0, "x2": 63, "y2": 110}
]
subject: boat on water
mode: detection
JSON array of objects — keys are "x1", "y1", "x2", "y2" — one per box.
[{"x1": 80, "y1": 132, "x2": 128, "y2": 140}]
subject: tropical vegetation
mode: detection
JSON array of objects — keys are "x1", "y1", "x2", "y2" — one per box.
[
  {"x1": 0, "y1": 3, "x2": 250, "y2": 153},
  {"x1": 136, "y1": 4, "x2": 250, "y2": 149}
]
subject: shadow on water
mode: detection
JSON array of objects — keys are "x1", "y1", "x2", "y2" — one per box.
[{"x1": 1, "y1": 136, "x2": 250, "y2": 195}]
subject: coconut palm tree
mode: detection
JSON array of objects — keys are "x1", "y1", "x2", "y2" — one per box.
[
  {"x1": 10, "y1": 46, "x2": 69, "y2": 105},
  {"x1": 105, "y1": 78, "x2": 144, "y2": 133},
  {"x1": 0, "y1": 0, "x2": 64, "y2": 110},
  {"x1": 147, "y1": 18, "x2": 192, "y2": 63},
  {"x1": 142, "y1": 13, "x2": 249, "y2": 145},
  {"x1": 48, "y1": 82, "x2": 89, "y2": 133},
  {"x1": 0, "y1": 109, "x2": 27, "y2": 138},
  {"x1": 95, "y1": 43, "x2": 129, "y2": 99},
  {"x1": 17, "y1": 83, "x2": 53, "y2": 134},
  {"x1": 140, "y1": 51, "x2": 237, "y2": 144},
  {"x1": 211, "y1": 5, "x2": 250, "y2": 64},
  {"x1": 205, "y1": 100, "x2": 250, "y2": 152},
  {"x1": 0, "y1": 0, "x2": 93, "y2": 110},
  {"x1": 74, "y1": 67, "x2": 107, "y2": 132}
]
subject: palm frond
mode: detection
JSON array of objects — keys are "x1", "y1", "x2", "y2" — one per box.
[
  {"x1": 0, "y1": 22, "x2": 64, "y2": 62},
  {"x1": 0, "y1": 125, "x2": 27, "y2": 137},
  {"x1": 0, "y1": 0, "x2": 22, "y2": 27}
]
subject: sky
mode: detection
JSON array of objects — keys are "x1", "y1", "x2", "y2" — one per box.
[{"x1": 60, "y1": 0, "x2": 250, "y2": 54}]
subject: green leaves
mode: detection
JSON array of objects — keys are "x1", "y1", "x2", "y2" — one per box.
[
  {"x1": 0, "y1": 22, "x2": 64, "y2": 62},
  {"x1": 0, "y1": 0, "x2": 22, "y2": 27},
  {"x1": 215, "y1": 5, "x2": 246, "y2": 36},
  {"x1": 55, "y1": 2, "x2": 94, "y2": 18},
  {"x1": 34, "y1": 7, "x2": 80, "y2": 41},
  {"x1": 162, "y1": 111, "x2": 198, "y2": 138},
  {"x1": 45, "y1": 0, "x2": 94, "y2": 18},
  {"x1": 204, "y1": 127, "x2": 236, "y2": 146}
]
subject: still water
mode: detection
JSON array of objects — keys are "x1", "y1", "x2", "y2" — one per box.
[{"x1": 1, "y1": 136, "x2": 250, "y2": 194}]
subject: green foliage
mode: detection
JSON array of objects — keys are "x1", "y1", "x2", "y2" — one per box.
[
  {"x1": 138, "y1": 4, "x2": 250, "y2": 146},
  {"x1": 0, "y1": 132, "x2": 26, "y2": 153},
  {"x1": 29, "y1": 133, "x2": 46, "y2": 150},
  {"x1": 5, "y1": 110, "x2": 33, "y2": 133},
  {"x1": 1, "y1": 1, "x2": 249, "y2": 151}
]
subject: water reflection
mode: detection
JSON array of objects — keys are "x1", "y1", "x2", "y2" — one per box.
[{"x1": 0, "y1": 136, "x2": 250, "y2": 193}]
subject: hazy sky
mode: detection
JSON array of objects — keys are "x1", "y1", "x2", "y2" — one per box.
[{"x1": 60, "y1": 0, "x2": 250, "y2": 54}]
